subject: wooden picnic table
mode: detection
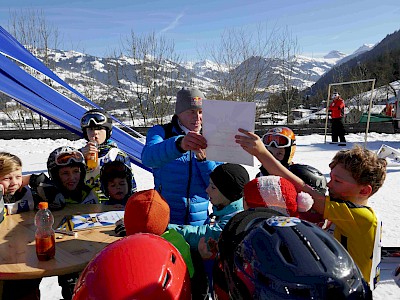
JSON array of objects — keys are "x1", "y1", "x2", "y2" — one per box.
[{"x1": 0, "y1": 204, "x2": 122, "y2": 281}]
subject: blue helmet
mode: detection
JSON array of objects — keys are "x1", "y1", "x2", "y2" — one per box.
[{"x1": 219, "y1": 213, "x2": 372, "y2": 299}]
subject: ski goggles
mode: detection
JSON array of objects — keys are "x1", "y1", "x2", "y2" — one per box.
[
  {"x1": 56, "y1": 151, "x2": 84, "y2": 166},
  {"x1": 262, "y1": 133, "x2": 293, "y2": 148},
  {"x1": 80, "y1": 112, "x2": 107, "y2": 127}
]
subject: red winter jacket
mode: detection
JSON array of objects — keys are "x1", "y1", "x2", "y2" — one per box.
[{"x1": 329, "y1": 98, "x2": 345, "y2": 119}]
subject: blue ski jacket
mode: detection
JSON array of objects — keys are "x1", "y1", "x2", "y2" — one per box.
[{"x1": 141, "y1": 116, "x2": 220, "y2": 225}]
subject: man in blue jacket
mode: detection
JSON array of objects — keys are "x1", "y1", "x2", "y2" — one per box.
[{"x1": 141, "y1": 87, "x2": 220, "y2": 225}]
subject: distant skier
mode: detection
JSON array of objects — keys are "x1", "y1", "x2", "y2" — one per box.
[{"x1": 329, "y1": 92, "x2": 346, "y2": 144}]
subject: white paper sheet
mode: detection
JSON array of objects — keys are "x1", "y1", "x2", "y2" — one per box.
[{"x1": 202, "y1": 99, "x2": 256, "y2": 166}]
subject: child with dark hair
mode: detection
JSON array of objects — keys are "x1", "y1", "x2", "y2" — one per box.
[
  {"x1": 168, "y1": 163, "x2": 250, "y2": 299},
  {"x1": 27, "y1": 146, "x2": 99, "y2": 212},
  {"x1": 25, "y1": 146, "x2": 100, "y2": 300},
  {"x1": 99, "y1": 152, "x2": 136, "y2": 206},
  {"x1": 168, "y1": 163, "x2": 250, "y2": 249}
]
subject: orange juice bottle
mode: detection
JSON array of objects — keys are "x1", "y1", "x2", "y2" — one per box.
[
  {"x1": 35, "y1": 202, "x2": 55, "y2": 261},
  {"x1": 86, "y1": 141, "x2": 98, "y2": 169}
]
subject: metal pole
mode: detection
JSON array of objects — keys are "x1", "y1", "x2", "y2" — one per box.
[
  {"x1": 324, "y1": 85, "x2": 332, "y2": 144},
  {"x1": 329, "y1": 79, "x2": 375, "y2": 86},
  {"x1": 364, "y1": 79, "x2": 376, "y2": 147}
]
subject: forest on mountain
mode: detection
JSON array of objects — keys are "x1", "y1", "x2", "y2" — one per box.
[{"x1": 306, "y1": 30, "x2": 400, "y2": 106}]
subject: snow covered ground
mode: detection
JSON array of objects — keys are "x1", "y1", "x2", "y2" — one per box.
[{"x1": 1, "y1": 132, "x2": 399, "y2": 299}]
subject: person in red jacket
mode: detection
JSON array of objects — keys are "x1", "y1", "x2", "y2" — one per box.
[{"x1": 329, "y1": 92, "x2": 346, "y2": 143}]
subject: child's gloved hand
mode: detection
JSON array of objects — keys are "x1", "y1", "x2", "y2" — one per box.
[{"x1": 115, "y1": 218, "x2": 126, "y2": 237}]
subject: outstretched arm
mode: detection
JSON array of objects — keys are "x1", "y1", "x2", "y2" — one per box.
[
  {"x1": 235, "y1": 128, "x2": 325, "y2": 209},
  {"x1": 235, "y1": 128, "x2": 304, "y2": 186}
]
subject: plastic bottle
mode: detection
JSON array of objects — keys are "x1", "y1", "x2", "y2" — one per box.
[
  {"x1": 86, "y1": 140, "x2": 98, "y2": 170},
  {"x1": 35, "y1": 202, "x2": 56, "y2": 261}
]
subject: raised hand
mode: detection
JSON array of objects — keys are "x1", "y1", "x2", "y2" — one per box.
[
  {"x1": 180, "y1": 131, "x2": 207, "y2": 151},
  {"x1": 81, "y1": 141, "x2": 98, "y2": 158},
  {"x1": 235, "y1": 128, "x2": 268, "y2": 157},
  {"x1": 194, "y1": 148, "x2": 207, "y2": 161}
]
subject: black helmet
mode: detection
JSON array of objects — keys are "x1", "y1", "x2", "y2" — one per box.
[
  {"x1": 100, "y1": 150, "x2": 135, "y2": 197},
  {"x1": 288, "y1": 163, "x2": 327, "y2": 195},
  {"x1": 47, "y1": 146, "x2": 86, "y2": 189},
  {"x1": 80, "y1": 109, "x2": 112, "y2": 141},
  {"x1": 224, "y1": 215, "x2": 371, "y2": 299},
  {"x1": 214, "y1": 208, "x2": 285, "y2": 299}
]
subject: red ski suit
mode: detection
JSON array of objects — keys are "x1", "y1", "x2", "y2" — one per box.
[
  {"x1": 329, "y1": 97, "x2": 346, "y2": 143},
  {"x1": 329, "y1": 97, "x2": 345, "y2": 119}
]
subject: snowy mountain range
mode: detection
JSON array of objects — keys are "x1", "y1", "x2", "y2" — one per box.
[{"x1": 33, "y1": 44, "x2": 374, "y2": 106}]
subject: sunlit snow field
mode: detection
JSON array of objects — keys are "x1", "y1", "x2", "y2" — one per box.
[{"x1": 1, "y1": 132, "x2": 399, "y2": 299}]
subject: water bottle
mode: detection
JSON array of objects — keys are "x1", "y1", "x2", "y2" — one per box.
[
  {"x1": 35, "y1": 202, "x2": 55, "y2": 261},
  {"x1": 86, "y1": 141, "x2": 98, "y2": 170}
]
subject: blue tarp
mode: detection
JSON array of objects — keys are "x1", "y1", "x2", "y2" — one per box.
[{"x1": 0, "y1": 26, "x2": 149, "y2": 171}]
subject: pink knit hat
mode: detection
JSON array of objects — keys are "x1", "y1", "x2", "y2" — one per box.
[{"x1": 244, "y1": 175, "x2": 313, "y2": 217}]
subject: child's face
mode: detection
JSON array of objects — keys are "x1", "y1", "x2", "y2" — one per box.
[
  {"x1": 86, "y1": 127, "x2": 107, "y2": 144},
  {"x1": 107, "y1": 178, "x2": 129, "y2": 201},
  {"x1": 0, "y1": 168, "x2": 22, "y2": 195},
  {"x1": 327, "y1": 163, "x2": 363, "y2": 201},
  {"x1": 58, "y1": 166, "x2": 81, "y2": 191},
  {"x1": 206, "y1": 179, "x2": 229, "y2": 208},
  {"x1": 266, "y1": 146, "x2": 286, "y2": 162}
]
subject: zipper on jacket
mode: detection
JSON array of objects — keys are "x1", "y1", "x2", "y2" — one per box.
[{"x1": 184, "y1": 152, "x2": 193, "y2": 225}]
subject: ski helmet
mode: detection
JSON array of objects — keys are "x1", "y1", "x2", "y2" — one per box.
[
  {"x1": 262, "y1": 127, "x2": 296, "y2": 165},
  {"x1": 223, "y1": 215, "x2": 372, "y2": 300},
  {"x1": 100, "y1": 150, "x2": 134, "y2": 197},
  {"x1": 288, "y1": 163, "x2": 327, "y2": 195},
  {"x1": 214, "y1": 208, "x2": 285, "y2": 299},
  {"x1": 80, "y1": 109, "x2": 113, "y2": 141},
  {"x1": 47, "y1": 146, "x2": 86, "y2": 188},
  {"x1": 73, "y1": 233, "x2": 191, "y2": 300}
]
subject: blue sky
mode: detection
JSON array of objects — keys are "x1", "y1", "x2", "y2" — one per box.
[{"x1": 1, "y1": 0, "x2": 399, "y2": 61}]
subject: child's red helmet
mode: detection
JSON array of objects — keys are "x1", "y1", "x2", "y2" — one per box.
[{"x1": 73, "y1": 233, "x2": 191, "y2": 300}]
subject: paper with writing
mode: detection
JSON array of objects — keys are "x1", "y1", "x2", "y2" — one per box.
[{"x1": 203, "y1": 99, "x2": 256, "y2": 166}]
